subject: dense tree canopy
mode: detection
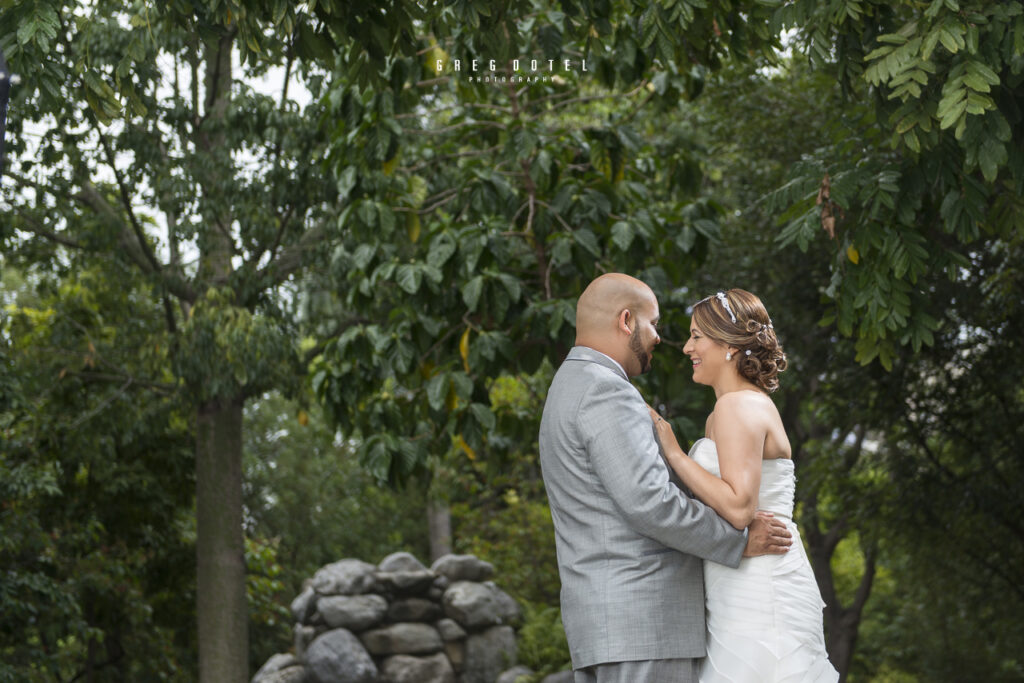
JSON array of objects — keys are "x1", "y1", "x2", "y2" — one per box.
[{"x1": 3, "y1": 0, "x2": 1023, "y2": 681}]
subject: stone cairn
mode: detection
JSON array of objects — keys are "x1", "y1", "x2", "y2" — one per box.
[{"x1": 252, "y1": 552, "x2": 538, "y2": 683}]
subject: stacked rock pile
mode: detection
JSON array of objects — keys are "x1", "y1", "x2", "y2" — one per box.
[{"x1": 252, "y1": 552, "x2": 527, "y2": 683}]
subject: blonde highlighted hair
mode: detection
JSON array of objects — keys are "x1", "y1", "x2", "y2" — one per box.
[{"x1": 691, "y1": 289, "x2": 788, "y2": 393}]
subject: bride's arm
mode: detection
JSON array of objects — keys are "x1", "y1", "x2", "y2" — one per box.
[{"x1": 650, "y1": 395, "x2": 764, "y2": 530}]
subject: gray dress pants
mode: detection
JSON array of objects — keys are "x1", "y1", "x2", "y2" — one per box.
[{"x1": 574, "y1": 658, "x2": 701, "y2": 683}]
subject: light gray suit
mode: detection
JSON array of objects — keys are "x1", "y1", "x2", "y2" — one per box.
[{"x1": 539, "y1": 346, "x2": 746, "y2": 672}]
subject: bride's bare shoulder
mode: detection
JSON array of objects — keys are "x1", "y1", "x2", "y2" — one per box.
[
  {"x1": 712, "y1": 390, "x2": 776, "y2": 429},
  {"x1": 714, "y1": 389, "x2": 770, "y2": 412}
]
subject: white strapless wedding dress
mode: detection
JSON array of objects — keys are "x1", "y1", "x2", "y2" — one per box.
[{"x1": 690, "y1": 438, "x2": 839, "y2": 683}]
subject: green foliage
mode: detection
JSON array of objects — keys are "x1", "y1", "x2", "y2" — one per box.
[
  {"x1": 244, "y1": 536, "x2": 291, "y2": 675},
  {"x1": 242, "y1": 392, "x2": 431, "y2": 590},
  {"x1": 685, "y1": 50, "x2": 1023, "y2": 679},
  {"x1": 0, "y1": 2, "x2": 378, "y2": 678},
  {"x1": 4, "y1": 2, "x2": 1023, "y2": 681},
  {"x1": 514, "y1": 602, "x2": 572, "y2": 681},
  {"x1": 242, "y1": 391, "x2": 432, "y2": 667},
  {"x1": 446, "y1": 368, "x2": 562, "y2": 606},
  {"x1": 762, "y1": 0, "x2": 1024, "y2": 368},
  {"x1": 453, "y1": 494, "x2": 561, "y2": 606},
  {"x1": 1, "y1": 263, "x2": 196, "y2": 682},
  {"x1": 307, "y1": 0, "x2": 769, "y2": 485},
  {"x1": 175, "y1": 288, "x2": 301, "y2": 403}
]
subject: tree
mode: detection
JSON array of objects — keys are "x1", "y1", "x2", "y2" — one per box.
[
  {"x1": 7, "y1": 2, "x2": 1021, "y2": 679},
  {"x1": 765, "y1": 0, "x2": 1024, "y2": 367},
  {"x1": 682, "y1": 23, "x2": 1024, "y2": 676},
  {"x1": 1, "y1": 261, "x2": 196, "y2": 681},
  {"x1": 2, "y1": 2, "x2": 784, "y2": 676},
  {"x1": 0, "y1": 1, "x2": 360, "y2": 678},
  {"x1": 307, "y1": 0, "x2": 787, "y2": 492}
]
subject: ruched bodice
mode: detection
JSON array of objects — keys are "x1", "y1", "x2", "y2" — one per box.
[
  {"x1": 690, "y1": 437, "x2": 795, "y2": 519},
  {"x1": 685, "y1": 437, "x2": 838, "y2": 683}
]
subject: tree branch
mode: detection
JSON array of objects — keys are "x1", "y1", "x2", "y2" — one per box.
[
  {"x1": 255, "y1": 218, "x2": 330, "y2": 287},
  {"x1": 13, "y1": 212, "x2": 85, "y2": 249},
  {"x1": 392, "y1": 187, "x2": 461, "y2": 215},
  {"x1": 94, "y1": 119, "x2": 162, "y2": 273},
  {"x1": 73, "y1": 180, "x2": 197, "y2": 303},
  {"x1": 404, "y1": 120, "x2": 506, "y2": 136}
]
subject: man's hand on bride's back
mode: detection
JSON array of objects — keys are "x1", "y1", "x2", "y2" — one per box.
[{"x1": 742, "y1": 511, "x2": 792, "y2": 557}]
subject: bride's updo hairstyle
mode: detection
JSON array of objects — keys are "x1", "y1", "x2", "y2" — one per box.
[{"x1": 691, "y1": 289, "x2": 788, "y2": 393}]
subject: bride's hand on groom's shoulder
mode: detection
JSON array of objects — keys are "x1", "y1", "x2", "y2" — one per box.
[{"x1": 646, "y1": 404, "x2": 681, "y2": 454}]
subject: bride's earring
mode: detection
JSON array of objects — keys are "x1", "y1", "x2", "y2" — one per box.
[{"x1": 726, "y1": 352, "x2": 733, "y2": 361}]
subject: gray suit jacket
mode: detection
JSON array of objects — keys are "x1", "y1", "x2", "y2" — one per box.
[{"x1": 539, "y1": 346, "x2": 747, "y2": 668}]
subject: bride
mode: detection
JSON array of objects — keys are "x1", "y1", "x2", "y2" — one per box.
[{"x1": 650, "y1": 289, "x2": 839, "y2": 683}]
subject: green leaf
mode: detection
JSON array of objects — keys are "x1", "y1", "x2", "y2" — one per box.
[
  {"x1": 428, "y1": 233, "x2": 457, "y2": 268},
  {"x1": 395, "y1": 264, "x2": 422, "y2": 294},
  {"x1": 610, "y1": 221, "x2": 635, "y2": 251},
  {"x1": 16, "y1": 20, "x2": 39, "y2": 46},
  {"x1": 352, "y1": 244, "x2": 377, "y2": 270},
  {"x1": 462, "y1": 276, "x2": 485, "y2": 312},
  {"x1": 574, "y1": 229, "x2": 602, "y2": 258},
  {"x1": 938, "y1": 27, "x2": 960, "y2": 54},
  {"x1": 357, "y1": 200, "x2": 378, "y2": 228},
  {"x1": 469, "y1": 402, "x2": 496, "y2": 431},
  {"x1": 337, "y1": 166, "x2": 357, "y2": 200},
  {"x1": 378, "y1": 205, "x2": 397, "y2": 235},
  {"x1": 496, "y1": 273, "x2": 522, "y2": 302},
  {"x1": 451, "y1": 372, "x2": 474, "y2": 402}
]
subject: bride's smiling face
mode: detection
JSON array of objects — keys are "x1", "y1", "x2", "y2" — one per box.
[{"x1": 683, "y1": 323, "x2": 729, "y2": 385}]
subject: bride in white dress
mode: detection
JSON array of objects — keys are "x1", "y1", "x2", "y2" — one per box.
[{"x1": 650, "y1": 289, "x2": 839, "y2": 683}]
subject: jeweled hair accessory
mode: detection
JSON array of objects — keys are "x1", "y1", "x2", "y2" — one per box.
[{"x1": 714, "y1": 292, "x2": 737, "y2": 324}]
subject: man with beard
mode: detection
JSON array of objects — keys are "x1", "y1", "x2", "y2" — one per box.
[{"x1": 538, "y1": 273, "x2": 792, "y2": 683}]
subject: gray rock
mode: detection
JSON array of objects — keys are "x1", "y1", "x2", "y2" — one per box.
[
  {"x1": 312, "y1": 559, "x2": 378, "y2": 596},
  {"x1": 428, "y1": 586, "x2": 444, "y2": 601},
  {"x1": 375, "y1": 569, "x2": 436, "y2": 594},
  {"x1": 379, "y1": 551, "x2": 428, "y2": 573},
  {"x1": 431, "y1": 554, "x2": 495, "y2": 582},
  {"x1": 497, "y1": 665, "x2": 534, "y2": 683},
  {"x1": 319, "y1": 594, "x2": 389, "y2": 631},
  {"x1": 257, "y1": 667, "x2": 307, "y2": 683},
  {"x1": 462, "y1": 625, "x2": 517, "y2": 683},
  {"x1": 252, "y1": 653, "x2": 298, "y2": 683},
  {"x1": 360, "y1": 622, "x2": 443, "y2": 656},
  {"x1": 290, "y1": 586, "x2": 317, "y2": 623},
  {"x1": 444, "y1": 641, "x2": 465, "y2": 673},
  {"x1": 293, "y1": 624, "x2": 316, "y2": 658},
  {"x1": 541, "y1": 672, "x2": 574, "y2": 683},
  {"x1": 305, "y1": 628, "x2": 377, "y2": 683},
  {"x1": 488, "y1": 582, "x2": 522, "y2": 625},
  {"x1": 380, "y1": 653, "x2": 456, "y2": 683},
  {"x1": 443, "y1": 581, "x2": 521, "y2": 628},
  {"x1": 435, "y1": 618, "x2": 467, "y2": 642},
  {"x1": 388, "y1": 597, "x2": 442, "y2": 622}
]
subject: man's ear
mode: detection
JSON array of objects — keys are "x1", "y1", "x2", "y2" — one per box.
[{"x1": 618, "y1": 309, "x2": 633, "y2": 335}]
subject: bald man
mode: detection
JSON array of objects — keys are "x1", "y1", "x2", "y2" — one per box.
[{"x1": 539, "y1": 273, "x2": 791, "y2": 683}]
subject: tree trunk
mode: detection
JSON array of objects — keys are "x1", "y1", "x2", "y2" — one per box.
[
  {"x1": 427, "y1": 500, "x2": 452, "y2": 561},
  {"x1": 826, "y1": 615, "x2": 859, "y2": 683},
  {"x1": 810, "y1": 531, "x2": 876, "y2": 682},
  {"x1": 196, "y1": 396, "x2": 248, "y2": 683},
  {"x1": 192, "y1": 27, "x2": 247, "y2": 683}
]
